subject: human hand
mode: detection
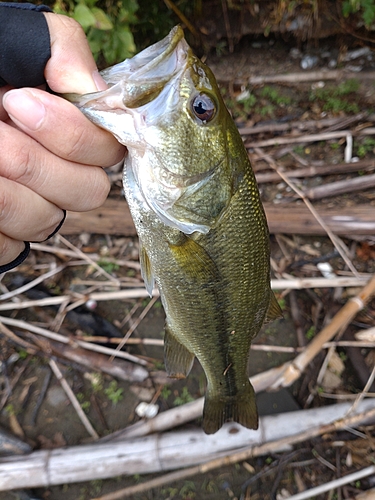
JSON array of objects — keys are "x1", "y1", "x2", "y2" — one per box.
[{"x1": 0, "y1": 13, "x2": 125, "y2": 270}]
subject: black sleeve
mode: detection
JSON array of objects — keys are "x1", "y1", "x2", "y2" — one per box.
[
  {"x1": 0, "y1": 3, "x2": 53, "y2": 88},
  {"x1": 0, "y1": 3, "x2": 54, "y2": 274}
]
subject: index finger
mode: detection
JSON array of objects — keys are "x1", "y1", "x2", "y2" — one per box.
[{"x1": 3, "y1": 88, "x2": 125, "y2": 167}]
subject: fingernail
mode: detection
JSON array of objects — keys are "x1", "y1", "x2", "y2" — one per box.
[
  {"x1": 92, "y1": 70, "x2": 108, "y2": 91},
  {"x1": 3, "y1": 89, "x2": 46, "y2": 130}
]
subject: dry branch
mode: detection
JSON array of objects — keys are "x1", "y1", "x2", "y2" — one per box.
[
  {"x1": 240, "y1": 114, "x2": 370, "y2": 137},
  {"x1": 246, "y1": 70, "x2": 375, "y2": 85},
  {"x1": 246, "y1": 127, "x2": 375, "y2": 148},
  {"x1": 49, "y1": 358, "x2": 99, "y2": 440},
  {"x1": 255, "y1": 159, "x2": 375, "y2": 184},
  {"x1": 0, "y1": 317, "x2": 149, "y2": 374},
  {"x1": 304, "y1": 172, "x2": 375, "y2": 200},
  {"x1": 254, "y1": 148, "x2": 359, "y2": 276},
  {"x1": 270, "y1": 273, "x2": 375, "y2": 390},
  {"x1": 0, "y1": 400, "x2": 374, "y2": 492},
  {"x1": 59, "y1": 197, "x2": 375, "y2": 237},
  {"x1": 22, "y1": 330, "x2": 148, "y2": 383},
  {"x1": 0, "y1": 278, "x2": 368, "y2": 315},
  {"x1": 286, "y1": 465, "x2": 375, "y2": 500}
]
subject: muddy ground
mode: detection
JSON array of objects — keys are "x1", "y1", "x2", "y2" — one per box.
[{"x1": 1, "y1": 30, "x2": 375, "y2": 500}]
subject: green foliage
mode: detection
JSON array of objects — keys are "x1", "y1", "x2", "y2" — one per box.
[
  {"x1": 53, "y1": 0, "x2": 138, "y2": 65},
  {"x1": 89, "y1": 372, "x2": 103, "y2": 393},
  {"x1": 306, "y1": 325, "x2": 315, "y2": 340},
  {"x1": 309, "y1": 79, "x2": 360, "y2": 114},
  {"x1": 356, "y1": 137, "x2": 375, "y2": 157},
  {"x1": 133, "y1": 0, "x2": 194, "y2": 51},
  {"x1": 97, "y1": 259, "x2": 120, "y2": 273},
  {"x1": 104, "y1": 380, "x2": 124, "y2": 404},
  {"x1": 160, "y1": 385, "x2": 172, "y2": 400},
  {"x1": 237, "y1": 92, "x2": 257, "y2": 113},
  {"x1": 260, "y1": 86, "x2": 292, "y2": 106},
  {"x1": 342, "y1": 0, "x2": 375, "y2": 28},
  {"x1": 17, "y1": 349, "x2": 29, "y2": 360},
  {"x1": 173, "y1": 386, "x2": 194, "y2": 406},
  {"x1": 179, "y1": 481, "x2": 196, "y2": 498},
  {"x1": 228, "y1": 85, "x2": 293, "y2": 120},
  {"x1": 76, "y1": 392, "x2": 91, "y2": 411}
]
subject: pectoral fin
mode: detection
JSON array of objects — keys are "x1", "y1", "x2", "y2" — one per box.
[
  {"x1": 168, "y1": 233, "x2": 220, "y2": 284},
  {"x1": 139, "y1": 242, "x2": 154, "y2": 296},
  {"x1": 264, "y1": 292, "x2": 283, "y2": 323},
  {"x1": 164, "y1": 325, "x2": 194, "y2": 379}
]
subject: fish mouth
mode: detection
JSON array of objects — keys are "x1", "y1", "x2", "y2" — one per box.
[{"x1": 71, "y1": 26, "x2": 189, "y2": 111}]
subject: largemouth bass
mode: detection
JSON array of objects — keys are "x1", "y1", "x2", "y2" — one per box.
[{"x1": 69, "y1": 26, "x2": 281, "y2": 434}]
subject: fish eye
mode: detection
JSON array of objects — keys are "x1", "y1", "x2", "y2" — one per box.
[{"x1": 191, "y1": 93, "x2": 216, "y2": 123}]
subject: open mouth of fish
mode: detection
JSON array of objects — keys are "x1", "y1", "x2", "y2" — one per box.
[{"x1": 69, "y1": 26, "x2": 189, "y2": 114}]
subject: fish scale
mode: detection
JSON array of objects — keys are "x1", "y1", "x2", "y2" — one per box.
[{"x1": 67, "y1": 26, "x2": 282, "y2": 434}]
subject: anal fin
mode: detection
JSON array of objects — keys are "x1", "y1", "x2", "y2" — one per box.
[
  {"x1": 164, "y1": 325, "x2": 194, "y2": 379},
  {"x1": 264, "y1": 291, "x2": 283, "y2": 324},
  {"x1": 139, "y1": 242, "x2": 154, "y2": 296}
]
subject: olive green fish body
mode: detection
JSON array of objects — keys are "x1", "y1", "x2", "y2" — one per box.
[
  {"x1": 124, "y1": 120, "x2": 271, "y2": 433},
  {"x1": 70, "y1": 26, "x2": 281, "y2": 434}
]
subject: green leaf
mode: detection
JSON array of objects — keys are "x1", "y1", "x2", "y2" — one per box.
[
  {"x1": 91, "y1": 7, "x2": 113, "y2": 30},
  {"x1": 73, "y1": 4, "x2": 96, "y2": 30},
  {"x1": 117, "y1": 29, "x2": 136, "y2": 57}
]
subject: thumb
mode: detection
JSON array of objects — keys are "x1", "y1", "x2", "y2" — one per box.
[{"x1": 43, "y1": 13, "x2": 107, "y2": 94}]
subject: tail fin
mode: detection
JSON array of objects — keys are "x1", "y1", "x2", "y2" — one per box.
[{"x1": 202, "y1": 382, "x2": 258, "y2": 435}]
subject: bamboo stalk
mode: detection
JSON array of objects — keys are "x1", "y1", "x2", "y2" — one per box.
[
  {"x1": 270, "y1": 273, "x2": 375, "y2": 389},
  {"x1": 0, "y1": 288, "x2": 155, "y2": 311}
]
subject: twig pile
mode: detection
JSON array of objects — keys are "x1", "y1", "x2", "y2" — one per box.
[{"x1": 0, "y1": 68, "x2": 375, "y2": 499}]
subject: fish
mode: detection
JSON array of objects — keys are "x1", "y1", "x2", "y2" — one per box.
[{"x1": 68, "y1": 26, "x2": 282, "y2": 434}]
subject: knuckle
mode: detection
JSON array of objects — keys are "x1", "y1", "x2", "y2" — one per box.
[
  {"x1": 0, "y1": 189, "x2": 12, "y2": 224},
  {"x1": 65, "y1": 123, "x2": 87, "y2": 161},
  {"x1": 9, "y1": 144, "x2": 36, "y2": 184}
]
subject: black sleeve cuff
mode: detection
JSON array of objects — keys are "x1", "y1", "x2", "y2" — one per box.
[
  {"x1": 0, "y1": 242, "x2": 30, "y2": 274},
  {"x1": 0, "y1": 4, "x2": 53, "y2": 88}
]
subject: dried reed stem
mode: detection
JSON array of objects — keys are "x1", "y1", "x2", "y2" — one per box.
[{"x1": 49, "y1": 358, "x2": 99, "y2": 439}]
